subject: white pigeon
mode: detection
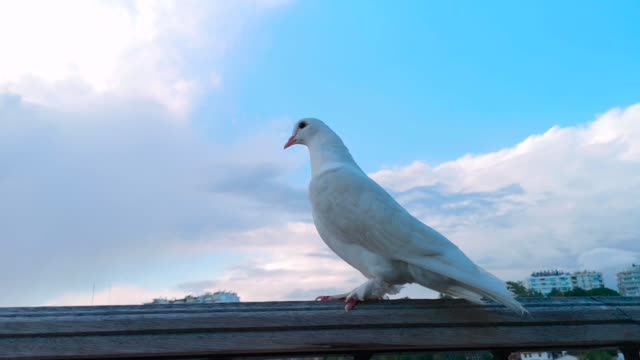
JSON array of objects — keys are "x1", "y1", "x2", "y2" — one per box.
[{"x1": 284, "y1": 118, "x2": 528, "y2": 315}]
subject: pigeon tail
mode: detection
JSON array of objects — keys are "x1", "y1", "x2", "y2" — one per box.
[{"x1": 410, "y1": 264, "x2": 529, "y2": 316}]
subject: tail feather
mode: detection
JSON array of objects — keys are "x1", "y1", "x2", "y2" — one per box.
[
  {"x1": 468, "y1": 267, "x2": 530, "y2": 315},
  {"x1": 472, "y1": 285, "x2": 529, "y2": 316},
  {"x1": 443, "y1": 286, "x2": 486, "y2": 304},
  {"x1": 448, "y1": 283, "x2": 529, "y2": 316},
  {"x1": 410, "y1": 264, "x2": 529, "y2": 316}
]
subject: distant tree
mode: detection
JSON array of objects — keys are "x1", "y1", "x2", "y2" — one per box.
[
  {"x1": 506, "y1": 281, "x2": 528, "y2": 296},
  {"x1": 506, "y1": 281, "x2": 542, "y2": 297},
  {"x1": 547, "y1": 288, "x2": 565, "y2": 297},
  {"x1": 586, "y1": 287, "x2": 620, "y2": 296},
  {"x1": 506, "y1": 281, "x2": 621, "y2": 299},
  {"x1": 579, "y1": 349, "x2": 618, "y2": 360},
  {"x1": 546, "y1": 287, "x2": 620, "y2": 297},
  {"x1": 373, "y1": 352, "x2": 492, "y2": 360},
  {"x1": 565, "y1": 287, "x2": 589, "y2": 296},
  {"x1": 439, "y1": 293, "x2": 454, "y2": 299}
]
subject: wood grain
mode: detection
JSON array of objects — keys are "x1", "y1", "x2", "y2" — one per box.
[{"x1": 0, "y1": 297, "x2": 639, "y2": 359}]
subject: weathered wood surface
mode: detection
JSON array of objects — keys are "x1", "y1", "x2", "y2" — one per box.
[{"x1": 0, "y1": 297, "x2": 639, "y2": 359}]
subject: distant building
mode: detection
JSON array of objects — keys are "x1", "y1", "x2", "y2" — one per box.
[
  {"x1": 200, "y1": 291, "x2": 240, "y2": 303},
  {"x1": 617, "y1": 264, "x2": 640, "y2": 296},
  {"x1": 527, "y1": 270, "x2": 605, "y2": 295},
  {"x1": 520, "y1": 352, "x2": 553, "y2": 360},
  {"x1": 146, "y1": 291, "x2": 240, "y2": 305},
  {"x1": 570, "y1": 270, "x2": 604, "y2": 290},
  {"x1": 527, "y1": 270, "x2": 573, "y2": 295},
  {"x1": 520, "y1": 351, "x2": 570, "y2": 360}
]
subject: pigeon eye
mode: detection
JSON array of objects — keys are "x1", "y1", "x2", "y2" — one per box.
[{"x1": 298, "y1": 121, "x2": 307, "y2": 129}]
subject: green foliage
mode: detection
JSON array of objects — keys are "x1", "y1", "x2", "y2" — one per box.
[
  {"x1": 564, "y1": 287, "x2": 589, "y2": 296},
  {"x1": 506, "y1": 281, "x2": 543, "y2": 297},
  {"x1": 505, "y1": 281, "x2": 620, "y2": 298},
  {"x1": 547, "y1": 288, "x2": 565, "y2": 297},
  {"x1": 552, "y1": 287, "x2": 620, "y2": 297},
  {"x1": 372, "y1": 352, "x2": 492, "y2": 360},
  {"x1": 583, "y1": 287, "x2": 620, "y2": 296},
  {"x1": 578, "y1": 349, "x2": 618, "y2": 360},
  {"x1": 374, "y1": 354, "x2": 434, "y2": 360}
]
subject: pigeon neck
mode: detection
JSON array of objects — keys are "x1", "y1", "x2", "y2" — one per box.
[{"x1": 308, "y1": 137, "x2": 360, "y2": 177}]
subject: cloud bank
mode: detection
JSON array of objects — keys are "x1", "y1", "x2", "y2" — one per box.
[
  {"x1": 0, "y1": 0, "x2": 287, "y2": 115},
  {"x1": 7, "y1": 100, "x2": 640, "y2": 305},
  {"x1": 371, "y1": 104, "x2": 640, "y2": 286},
  {"x1": 0, "y1": 94, "x2": 309, "y2": 306},
  {"x1": 178, "y1": 103, "x2": 640, "y2": 302},
  {"x1": 2, "y1": 1, "x2": 638, "y2": 306}
]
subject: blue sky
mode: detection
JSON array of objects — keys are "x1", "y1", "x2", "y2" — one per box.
[
  {"x1": 198, "y1": 0, "x2": 640, "y2": 169},
  {"x1": 0, "y1": 0, "x2": 639, "y2": 306}
]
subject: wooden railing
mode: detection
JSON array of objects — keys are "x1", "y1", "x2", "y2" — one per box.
[{"x1": 1, "y1": 297, "x2": 639, "y2": 360}]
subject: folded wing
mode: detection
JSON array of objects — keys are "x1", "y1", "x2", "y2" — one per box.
[{"x1": 316, "y1": 166, "x2": 527, "y2": 315}]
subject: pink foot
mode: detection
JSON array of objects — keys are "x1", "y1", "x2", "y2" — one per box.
[{"x1": 344, "y1": 298, "x2": 359, "y2": 312}]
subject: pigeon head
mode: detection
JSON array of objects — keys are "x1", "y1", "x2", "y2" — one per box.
[
  {"x1": 283, "y1": 118, "x2": 360, "y2": 176},
  {"x1": 283, "y1": 118, "x2": 333, "y2": 149}
]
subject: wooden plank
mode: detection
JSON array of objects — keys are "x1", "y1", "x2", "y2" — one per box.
[
  {"x1": 0, "y1": 297, "x2": 628, "y2": 317},
  {"x1": 1, "y1": 324, "x2": 637, "y2": 359},
  {"x1": 2, "y1": 296, "x2": 636, "y2": 316},
  {"x1": 1, "y1": 297, "x2": 637, "y2": 321},
  {"x1": 0, "y1": 298, "x2": 639, "y2": 359},
  {"x1": 2, "y1": 305, "x2": 639, "y2": 337}
]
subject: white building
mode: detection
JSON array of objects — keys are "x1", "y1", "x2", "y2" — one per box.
[
  {"x1": 617, "y1": 264, "x2": 640, "y2": 296},
  {"x1": 520, "y1": 352, "x2": 553, "y2": 360},
  {"x1": 198, "y1": 291, "x2": 240, "y2": 303},
  {"x1": 527, "y1": 270, "x2": 605, "y2": 295},
  {"x1": 147, "y1": 291, "x2": 240, "y2": 305},
  {"x1": 520, "y1": 352, "x2": 572, "y2": 360},
  {"x1": 527, "y1": 270, "x2": 573, "y2": 295},
  {"x1": 570, "y1": 270, "x2": 604, "y2": 290}
]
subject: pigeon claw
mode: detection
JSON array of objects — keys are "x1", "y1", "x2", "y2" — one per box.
[{"x1": 344, "y1": 298, "x2": 359, "y2": 312}]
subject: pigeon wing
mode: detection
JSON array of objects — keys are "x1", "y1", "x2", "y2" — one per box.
[{"x1": 310, "y1": 166, "x2": 527, "y2": 314}]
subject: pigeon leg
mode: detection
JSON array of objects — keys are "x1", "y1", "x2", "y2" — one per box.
[
  {"x1": 345, "y1": 297, "x2": 359, "y2": 312},
  {"x1": 316, "y1": 279, "x2": 400, "y2": 311},
  {"x1": 343, "y1": 278, "x2": 391, "y2": 312}
]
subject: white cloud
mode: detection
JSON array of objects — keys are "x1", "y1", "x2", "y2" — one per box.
[
  {"x1": 0, "y1": 0, "x2": 375, "y2": 307},
  {"x1": 38, "y1": 104, "x2": 640, "y2": 306},
  {"x1": 370, "y1": 104, "x2": 640, "y2": 288},
  {"x1": 578, "y1": 248, "x2": 638, "y2": 271},
  {"x1": 45, "y1": 222, "x2": 364, "y2": 305},
  {"x1": 374, "y1": 105, "x2": 640, "y2": 194},
  {"x1": 185, "y1": 222, "x2": 364, "y2": 301},
  {"x1": 0, "y1": 95, "x2": 306, "y2": 306},
  {"x1": 8, "y1": 87, "x2": 640, "y2": 305},
  {"x1": 45, "y1": 284, "x2": 186, "y2": 306},
  {"x1": 0, "y1": 0, "x2": 287, "y2": 115}
]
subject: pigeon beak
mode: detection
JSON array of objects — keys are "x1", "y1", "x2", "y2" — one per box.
[{"x1": 283, "y1": 135, "x2": 297, "y2": 149}]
